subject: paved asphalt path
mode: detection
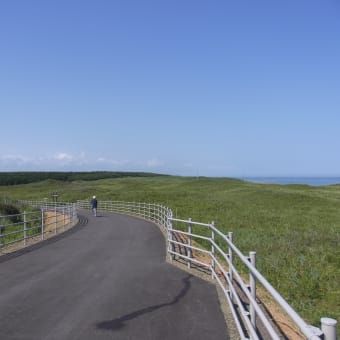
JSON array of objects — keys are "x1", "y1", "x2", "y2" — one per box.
[{"x1": 0, "y1": 210, "x2": 230, "y2": 340}]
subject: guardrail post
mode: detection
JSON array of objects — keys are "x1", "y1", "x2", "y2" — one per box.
[
  {"x1": 228, "y1": 231, "x2": 234, "y2": 303},
  {"x1": 321, "y1": 318, "x2": 337, "y2": 340},
  {"x1": 41, "y1": 209, "x2": 44, "y2": 240},
  {"x1": 211, "y1": 221, "x2": 215, "y2": 279},
  {"x1": 73, "y1": 203, "x2": 77, "y2": 224},
  {"x1": 0, "y1": 217, "x2": 3, "y2": 252},
  {"x1": 188, "y1": 218, "x2": 192, "y2": 269},
  {"x1": 249, "y1": 251, "x2": 257, "y2": 332},
  {"x1": 169, "y1": 211, "x2": 175, "y2": 261},
  {"x1": 63, "y1": 207, "x2": 66, "y2": 231},
  {"x1": 24, "y1": 211, "x2": 27, "y2": 246},
  {"x1": 54, "y1": 206, "x2": 57, "y2": 234},
  {"x1": 157, "y1": 204, "x2": 159, "y2": 224}
]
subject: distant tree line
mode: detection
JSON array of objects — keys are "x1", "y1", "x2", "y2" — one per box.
[{"x1": 0, "y1": 171, "x2": 166, "y2": 186}]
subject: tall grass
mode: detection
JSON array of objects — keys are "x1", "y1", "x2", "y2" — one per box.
[{"x1": 1, "y1": 176, "x2": 339, "y2": 327}]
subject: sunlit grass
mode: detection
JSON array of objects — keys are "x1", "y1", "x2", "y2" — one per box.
[{"x1": 1, "y1": 175, "x2": 339, "y2": 326}]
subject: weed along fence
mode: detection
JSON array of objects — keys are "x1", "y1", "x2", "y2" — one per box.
[
  {"x1": 0, "y1": 201, "x2": 78, "y2": 253},
  {"x1": 77, "y1": 200, "x2": 337, "y2": 340}
]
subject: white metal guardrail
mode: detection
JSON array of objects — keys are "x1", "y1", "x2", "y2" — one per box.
[
  {"x1": 77, "y1": 199, "x2": 337, "y2": 340},
  {"x1": 77, "y1": 200, "x2": 172, "y2": 230},
  {"x1": 0, "y1": 201, "x2": 78, "y2": 253}
]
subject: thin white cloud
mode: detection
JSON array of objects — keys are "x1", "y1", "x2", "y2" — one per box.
[
  {"x1": 0, "y1": 152, "x2": 81, "y2": 170},
  {"x1": 207, "y1": 164, "x2": 236, "y2": 171},
  {"x1": 54, "y1": 153, "x2": 73, "y2": 161},
  {"x1": 0, "y1": 155, "x2": 28, "y2": 163},
  {"x1": 96, "y1": 157, "x2": 130, "y2": 166},
  {"x1": 0, "y1": 152, "x2": 167, "y2": 173},
  {"x1": 0, "y1": 154, "x2": 35, "y2": 170},
  {"x1": 146, "y1": 158, "x2": 163, "y2": 168}
]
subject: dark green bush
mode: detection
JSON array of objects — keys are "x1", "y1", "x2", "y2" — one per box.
[{"x1": 0, "y1": 203, "x2": 21, "y2": 223}]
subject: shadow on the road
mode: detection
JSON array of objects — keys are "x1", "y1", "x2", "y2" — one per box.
[{"x1": 96, "y1": 274, "x2": 193, "y2": 331}]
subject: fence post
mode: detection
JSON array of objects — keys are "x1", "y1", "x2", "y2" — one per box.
[
  {"x1": 73, "y1": 203, "x2": 77, "y2": 224},
  {"x1": 188, "y1": 218, "x2": 192, "y2": 269},
  {"x1": 157, "y1": 204, "x2": 160, "y2": 224},
  {"x1": 228, "y1": 231, "x2": 234, "y2": 303},
  {"x1": 54, "y1": 206, "x2": 57, "y2": 234},
  {"x1": 24, "y1": 211, "x2": 27, "y2": 246},
  {"x1": 41, "y1": 209, "x2": 44, "y2": 240},
  {"x1": 169, "y1": 210, "x2": 175, "y2": 261},
  {"x1": 321, "y1": 318, "x2": 337, "y2": 340},
  {"x1": 249, "y1": 251, "x2": 257, "y2": 332},
  {"x1": 63, "y1": 207, "x2": 66, "y2": 231},
  {"x1": 211, "y1": 221, "x2": 215, "y2": 279},
  {"x1": 0, "y1": 217, "x2": 3, "y2": 252}
]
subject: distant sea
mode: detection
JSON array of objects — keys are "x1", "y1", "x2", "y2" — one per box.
[{"x1": 242, "y1": 177, "x2": 340, "y2": 186}]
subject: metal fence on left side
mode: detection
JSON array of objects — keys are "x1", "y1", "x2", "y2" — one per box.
[{"x1": 0, "y1": 201, "x2": 78, "y2": 253}]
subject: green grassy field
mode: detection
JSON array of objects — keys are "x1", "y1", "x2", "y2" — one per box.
[{"x1": 1, "y1": 175, "x2": 339, "y2": 328}]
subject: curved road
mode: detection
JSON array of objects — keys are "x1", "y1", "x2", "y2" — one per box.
[{"x1": 0, "y1": 211, "x2": 230, "y2": 340}]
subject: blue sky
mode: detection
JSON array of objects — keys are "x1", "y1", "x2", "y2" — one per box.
[{"x1": 1, "y1": 0, "x2": 339, "y2": 177}]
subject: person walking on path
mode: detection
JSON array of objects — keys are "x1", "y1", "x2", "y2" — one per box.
[{"x1": 91, "y1": 196, "x2": 98, "y2": 217}]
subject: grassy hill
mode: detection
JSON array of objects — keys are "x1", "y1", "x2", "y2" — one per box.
[{"x1": 0, "y1": 174, "x2": 339, "y2": 327}]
